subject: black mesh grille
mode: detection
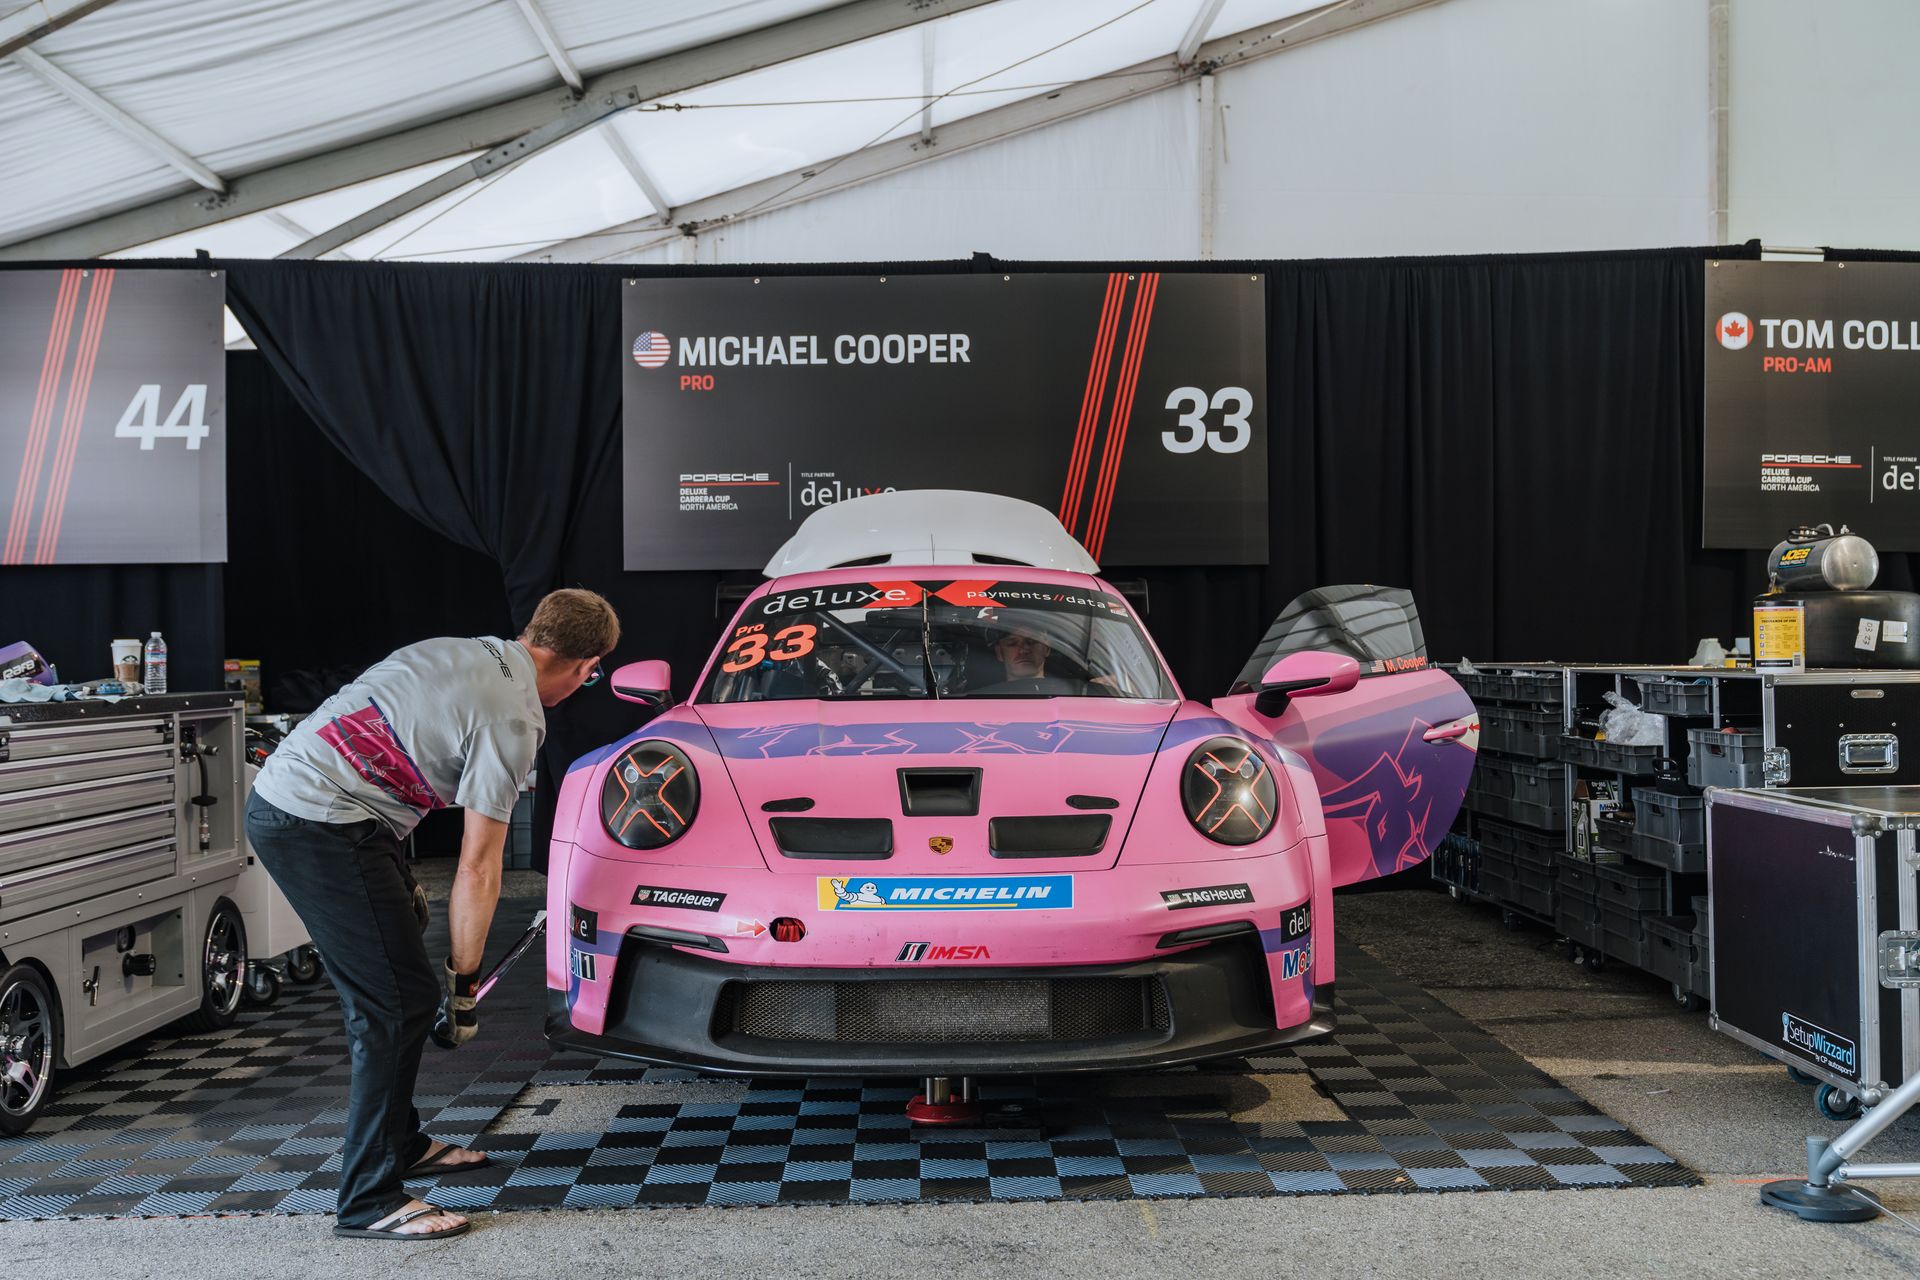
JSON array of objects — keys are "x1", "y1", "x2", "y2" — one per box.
[{"x1": 720, "y1": 975, "x2": 1167, "y2": 1043}]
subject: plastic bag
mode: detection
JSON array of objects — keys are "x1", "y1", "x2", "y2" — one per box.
[
  {"x1": 1687, "y1": 637, "x2": 1729, "y2": 667},
  {"x1": 1599, "y1": 690, "x2": 1666, "y2": 746},
  {"x1": 1458, "y1": 657, "x2": 1480, "y2": 674}
]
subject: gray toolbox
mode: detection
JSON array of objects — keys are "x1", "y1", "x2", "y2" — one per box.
[
  {"x1": 1708, "y1": 786, "x2": 1920, "y2": 1116},
  {"x1": 0, "y1": 693, "x2": 303, "y2": 1134}
]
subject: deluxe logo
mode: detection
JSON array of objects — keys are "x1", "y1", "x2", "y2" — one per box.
[
  {"x1": 897, "y1": 942, "x2": 991, "y2": 962},
  {"x1": 632, "y1": 885, "x2": 726, "y2": 912},
  {"x1": 799, "y1": 477, "x2": 897, "y2": 510},
  {"x1": 1281, "y1": 901, "x2": 1313, "y2": 942},
  {"x1": 569, "y1": 904, "x2": 598, "y2": 943},
  {"x1": 1782, "y1": 1011, "x2": 1857, "y2": 1075},
  {"x1": 1717, "y1": 312, "x2": 1751, "y2": 350},
  {"x1": 819, "y1": 875, "x2": 1073, "y2": 911},
  {"x1": 1161, "y1": 884, "x2": 1254, "y2": 910}
]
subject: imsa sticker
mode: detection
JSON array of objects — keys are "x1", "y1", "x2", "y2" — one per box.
[{"x1": 818, "y1": 874, "x2": 1072, "y2": 911}]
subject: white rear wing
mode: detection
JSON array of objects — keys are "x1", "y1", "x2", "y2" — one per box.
[{"x1": 763, "y1": 489, "x2": 1100, "y2": 577}]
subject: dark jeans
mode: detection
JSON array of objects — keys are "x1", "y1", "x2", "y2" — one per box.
[{"x1": 245, "y1": 791, "x2": 440, "y2": 1227}]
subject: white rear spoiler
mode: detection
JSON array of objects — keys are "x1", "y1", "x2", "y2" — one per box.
[{"x1": 763, "y1": 489, "x2": 1100, "y2": 577}]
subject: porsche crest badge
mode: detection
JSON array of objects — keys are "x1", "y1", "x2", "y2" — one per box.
[{"x1": 928, "y1": 836, "x2": 954, "y2": 855}]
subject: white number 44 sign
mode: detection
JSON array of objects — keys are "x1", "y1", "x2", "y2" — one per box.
[{"x1": 114, "y1": 384, "x2": 210, "y2": 450}]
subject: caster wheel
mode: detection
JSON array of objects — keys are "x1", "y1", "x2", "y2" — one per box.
[
  {"x1": 1501, "y1": 909, "x2": 1523, "y2": 931},
  {"x1": 1448, "y1": 884, "x2": 1464, "y2": 902},
  {"x1": 1567, "y1": 941, "x2": 1584, "y2": 965},
  {"x1": 1671, "y1": 983, "x2": 1704, "y2": 1011},
  {"x1": 286, "y1": 946, "x2": 320, "y2": 985},
  {"x1": 1816, "y1": 1083, "x2": 1862, "y2": 1122},
  {"x1": 244, "y1": 966, "x2": 281, "y2": 1006},
  {"x1": 180, "y1": 899, "x2": 247, "y2": 1032},
  {"x1": 0, "y1": 963, "x2": 59, "y2": 1136},
  {"x1": 1581, "y1": 950, "x2": 1607, "y2": 973},
  {"x1": 1787, "y1": 1066, "x2": 1819, "y2": 1087}
]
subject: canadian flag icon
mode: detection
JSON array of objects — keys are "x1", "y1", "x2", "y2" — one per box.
[{"x1": 1717, "y1": 311, "x2": 1752, "y2": 350}]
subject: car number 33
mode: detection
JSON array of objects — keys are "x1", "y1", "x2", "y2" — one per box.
[{"x1": 1162, "y1": 386, "x2": 1253, "y2": 454}]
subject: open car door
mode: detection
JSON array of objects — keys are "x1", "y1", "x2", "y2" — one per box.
[{"x1": 1213, "y1": 586, "x2": 1478, "y2": 887}]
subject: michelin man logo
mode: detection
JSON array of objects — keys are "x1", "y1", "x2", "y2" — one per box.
[{"x1": 832, "y1": 878, "x2": 886, "y2": 906}]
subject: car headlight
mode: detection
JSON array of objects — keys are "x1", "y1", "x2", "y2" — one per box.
[
  {"x1": 600, "y1": 741, "x2": 699, "y2": 850},
  {"x1": 1181, "y1": 737, "x2": 1277, "y2": 845}
]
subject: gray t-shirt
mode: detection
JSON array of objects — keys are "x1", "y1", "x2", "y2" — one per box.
[{"x1": 253, "y1": 636, "x2": 544, "y2": 834}]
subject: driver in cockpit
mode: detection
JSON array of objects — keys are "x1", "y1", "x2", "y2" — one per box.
[{"x1": 991, "y1": 621, "x2": 1053, "y2": 681}]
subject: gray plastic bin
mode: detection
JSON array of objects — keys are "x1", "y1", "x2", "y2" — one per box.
[
  {"x1": 1633, "y1": 678, "x2": 1714, "y2": 717},
  {"x1": 1686, "y1": 728, "x2": 1766, "y2": 789}
]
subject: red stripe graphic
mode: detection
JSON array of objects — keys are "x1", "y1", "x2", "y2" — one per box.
[
  {"x1": 1058, "y1": 273, "x2": 1127, "y2": 535},
  {"x1": 1087, "y1": 271, "x2": 1160, "y2": 562},
  {"x1": 4, "y1": 269, "x2": 82, "y2": 565},
  {"x1": 35, "y1": 269, "x2": 115, "y2": 564}
]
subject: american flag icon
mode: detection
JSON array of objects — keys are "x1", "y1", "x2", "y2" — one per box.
[{"x1": 631, "y1": 330, "x2": 670, "y2": 368}]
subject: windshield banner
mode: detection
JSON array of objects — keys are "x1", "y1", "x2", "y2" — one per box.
[{"x1": 622, "y1": 272, "x2": 1267, "y2": 569}]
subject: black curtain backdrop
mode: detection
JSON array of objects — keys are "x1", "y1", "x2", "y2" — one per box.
[{"x1": 35, "y1": 243, "x2": 1920, "y2": 869}]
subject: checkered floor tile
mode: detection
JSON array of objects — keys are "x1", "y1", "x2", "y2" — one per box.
[{"x1": 0, "y1": 915, "x2": 1697, "y2": 1219}]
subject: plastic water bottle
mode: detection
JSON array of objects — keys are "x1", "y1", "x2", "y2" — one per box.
[{"x1": 143, "y1": 631, "x2": 168, "y2": 693}]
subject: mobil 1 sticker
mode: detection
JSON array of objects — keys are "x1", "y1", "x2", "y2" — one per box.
[{"x1": 633, "y1": 885, "x2": 726, "y2": 912}]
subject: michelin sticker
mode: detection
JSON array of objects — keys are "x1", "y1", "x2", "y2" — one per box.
[{"x1": 818, "y1": 874, "x2": 1073, "y2": 911}]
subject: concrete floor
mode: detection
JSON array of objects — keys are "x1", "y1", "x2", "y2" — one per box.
[{"x1": 6, "y1": 881, "x2": 1919, "y2": 1278}]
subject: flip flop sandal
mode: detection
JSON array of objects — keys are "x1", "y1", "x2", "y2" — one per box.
[
  {"x1": 332, "y1": 1204, "x2": 471, "y2": 1241},
  {"x1": 402, "y1": 1144, "x2": 493, "y2": 1179}
]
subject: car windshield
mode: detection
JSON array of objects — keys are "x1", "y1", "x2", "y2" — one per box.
[{"x1": 698, "y1": 579, "x2": 1176, "y2": 703}]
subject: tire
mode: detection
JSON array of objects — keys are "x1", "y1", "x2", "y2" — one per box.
[
  {"x1": 244, "y1": 965, "x2": 281, "y2": 1006},
  {"x1": 1816, "y1": 1083, "x2": 1862, "y2": 1122},
  {"x1": 286, "y1": 945, "x2": 320, "y2": 984},
  {"x1": 180, "y1": 898, "x2": 247, "y2": 1033},
  {"x1": 0, "y1": 963, "x2": 59, "y2": 1137},
  {"x1": 1501, "y1": 909, "x2": 1523, "y2": 931},
  {"x1": 1787, "y1": 1065, "x2": 1819, "y2": 1087},
  {"x1": 1581, "y1": 950, "x2": 1607, "y2": 973},
  {"x1": 1671, "y1": 983, "x2": 1704, "y2": 1012}
]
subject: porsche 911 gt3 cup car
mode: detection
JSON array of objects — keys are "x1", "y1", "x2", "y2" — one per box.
[{"x1": 545, "y1": 490, "x2": 1476, "y2": 1077}]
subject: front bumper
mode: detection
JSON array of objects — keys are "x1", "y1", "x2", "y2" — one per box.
[{"x1": 545, "y1": 930, "x2": 1335, "y2": 1077}]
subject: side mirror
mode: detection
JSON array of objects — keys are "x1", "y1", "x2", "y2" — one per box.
[
  {"x1": 611, "y1": 660, "x2": 674, "y2": 710},
  {"x1": 1255, "y1": 651, "x2": 1361, "y2": 715}
]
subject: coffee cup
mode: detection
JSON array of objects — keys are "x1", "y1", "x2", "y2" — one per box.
[{"x1": 111, "y1": 638, "x2": 141, "y2": 684}]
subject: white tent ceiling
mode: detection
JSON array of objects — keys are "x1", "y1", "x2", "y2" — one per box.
[{"x1": 0, "y1": 0, "x2": 1417, "y2": 272}]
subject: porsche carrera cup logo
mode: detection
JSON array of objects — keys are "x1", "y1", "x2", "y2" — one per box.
[{"x1": 1717, "y1": 312, "x2": 1752, "y2": 350}]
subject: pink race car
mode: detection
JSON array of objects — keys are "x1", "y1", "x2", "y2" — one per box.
[{"x1": 545, "y1": 491, "x2": 1476, "y2": 1079}]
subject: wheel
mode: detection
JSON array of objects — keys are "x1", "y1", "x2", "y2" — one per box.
[
  {"x1": 1581, "y1": 949, "x2": 1607, "y2": 973},
  {"x1": 1448, "y1": 884, "x2": 1464, "y2": 902},
  {"x1": 1671, "y1": 983, "x2": 1704, "y2": 1011},
  {"x1": 1787, "y1": 1065, "x2": 1819, "y2": 1087},
  {"x1": 1567, "y1": 941, "x2": 1584, "y2": 965},
  {"x1": 1501, "y1": 909, "x2": 1523, "y2": 931},
  {"x1": 180, "y1": 898, "x2": 247, "y2": 1032},
  {"x1": 0, "y1": 963, "x2": 59, "y2": 1136},
  {"x1": 286, "y1": 945, "x2": 320, "y2": 984},
  {"x1": 244, "y1": 965, "x2": 281, "y2": 1006},
  {"x1": 1816, "y1": 1083, "x2": 1862, "y2": 1122}
]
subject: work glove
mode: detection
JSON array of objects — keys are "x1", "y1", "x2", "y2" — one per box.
[{"x1": 432, "y1": 960, "x2": 479, "y2": 1049}]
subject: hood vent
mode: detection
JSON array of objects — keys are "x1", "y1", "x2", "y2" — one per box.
[
  {"x1": 897, "y1": 768, "x2": 981, "y2": 817},
  {"x1": 989, "y1": 814, "x2": 1111, "y2": 858},
  {"x1": 769, "y1": 817, "x2": 893, "y2": 860}
]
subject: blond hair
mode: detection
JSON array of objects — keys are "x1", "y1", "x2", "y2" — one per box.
[{"x1": 521, "y1": 588, "x2": 620, "y2": 660}]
